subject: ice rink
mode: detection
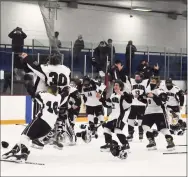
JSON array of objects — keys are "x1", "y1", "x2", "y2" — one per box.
[{"x1": 1, "y1": 124, "x2": 187, "y2": 176}]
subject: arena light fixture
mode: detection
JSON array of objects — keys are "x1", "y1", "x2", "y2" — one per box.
[{"x1": 132, "y1": 7, "x2": 152, "y2": 12}]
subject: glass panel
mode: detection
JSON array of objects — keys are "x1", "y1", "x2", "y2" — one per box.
[{"x1": 167, "y1": 48, "x2": 181, "y2": 80}]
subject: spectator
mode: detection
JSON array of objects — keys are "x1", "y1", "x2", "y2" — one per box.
[
  {"x1": 106, "y1": 38, "x2": 115, "y2": 64},
  {"x1": 8, "y1": 27, "x2": 27, "y2": 69},
  {"x1": 73, "y1": 35, "x2": 84, "y2": 64},
  {"x1": 125, "y1": 40, "x2": 137, "y2": 76},
  {"x1": 140, "y1": 61, "x2": 160, "y2": 79},
  {"x1": 93, "y1": 41, "x2": 109, "y2": 76},
  {"x1": 51, "y1": 31, "x2": 61, "y2": 54},
  {"x1": 108, "y1": 59, "x2": 127, "y2": 82},
  {"x1": 137, "y1": 59, "x2": 147, "y2": 73}
]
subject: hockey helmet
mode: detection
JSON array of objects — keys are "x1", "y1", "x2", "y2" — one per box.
[
  {"x1": 83, "y1": 76, "x2": 91, "y2": 87},
  {"x1": 81, "y1": 130, "x2": 91, "y2": 143},
  {"x1": 134, "y1": 71, "x2": 144, "y2": 83},
  {"x1": 95, "y1": 75, "x2": 102, "y2": 84},
  {"x1": 165, "y1": 78, "x2": 173, "y2": 87},
  {"x1": 47, "y1": 54, "x2": 61, "y2": 65}
]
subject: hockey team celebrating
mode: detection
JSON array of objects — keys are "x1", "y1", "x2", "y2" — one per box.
[{"x1": 2, "y1": 53, "x2": 187, "y2": 162}]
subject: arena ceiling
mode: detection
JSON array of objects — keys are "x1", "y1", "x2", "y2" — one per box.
[{"x1": 59, "y1": 0, "x2": 187, "y2": 15}]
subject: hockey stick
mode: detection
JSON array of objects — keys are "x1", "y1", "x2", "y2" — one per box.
[
  {"x1": 163, "y1": 152, "x2": 187, "y2": 155},
  {"x1": 176, "y1": 145, "x2": 187, "y2": 147},
  {"x1": 0, "y1": 159, "x2": 45, "y2": 165},
  {"x1": 96, "y1": 119, "x2": 108, "y2": 130}
]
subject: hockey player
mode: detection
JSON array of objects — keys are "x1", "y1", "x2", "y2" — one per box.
[
  {"x1": 21, "y1": 53, "x2": 71, "y2": 147},
  {"x1": 2, "y1": 85, "x2": 66, "y2": 163},
  {"x1": 161, "y1": 78, "x2": 186, "y2": 135},
  {"x1": 140, "y1": 76, "x2": 175, "y2": 150},
  {"x1": 80, "y1": 76, "x2": 106, "y2": 138},
  {"x1": 127, "y1": 72, "x2": 149, "y2": 141},
  {"x1": 64, "y1": 79, "x2": 81, "y2": 145},
  {"x1": 100, "y1": 80, "x2": 133, "y2": 159}
]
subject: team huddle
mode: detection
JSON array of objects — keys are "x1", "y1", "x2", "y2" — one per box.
[{"x1": 2, "y1": 53, "x2": 187, "y2": 162}]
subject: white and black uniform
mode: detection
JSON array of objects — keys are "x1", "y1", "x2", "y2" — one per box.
[
  {"x1": 141, "y1": 86, "x2": 169, "y2": 131},
  {"x1": 128, "y1": 79, "x2": 149, "y2": 136},
  {"x1": 24, "y1": 70, "x2": 48, "y2": 120},
  {"x1": 22, "y1": 91, "x2": 62, "y2": 140},
  {"x1": 140, "y1": 84, "x2": 175, "y2": 149},
  {"x1": 82, "y1": 80, "x2": 106, "y2": 124},
  {"x1": 23, "y1": 58, "x2": 71, "y2": 130},
  {"x1": 161, "y1": 84, "x2": 184, "y2": 121},
  {"x1": 101, "y1": 91, "x2": 132, "y2": 146},
  {"x1": 68, "y1": 86, "x2": 81, "y2": 127}
]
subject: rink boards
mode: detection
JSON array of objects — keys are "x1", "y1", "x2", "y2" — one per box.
[
  {"x1": 0, "y1": 95, "x2": 187, "y2": 125},
  {"x1": 0, "y1": 95, "x2": 108, "y2": 124}
]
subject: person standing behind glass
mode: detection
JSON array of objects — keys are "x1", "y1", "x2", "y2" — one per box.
[
  {"x1": 73, "y1": 35, "x2": 85, "y2": 64},
  {"x1": 125, "y1": 40, "x2": 137, "y2": 76}
]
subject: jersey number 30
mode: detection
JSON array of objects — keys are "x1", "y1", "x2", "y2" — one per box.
[
  {"x1": 49, "y1": 72, "x2": 67, "y2": 86},
  {"x1": 46, "y1": 101, "x2": 58, "y2": 115}
]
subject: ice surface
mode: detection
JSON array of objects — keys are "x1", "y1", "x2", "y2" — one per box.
[{"x1": 1, "y1": 124, "x2": 187, "y2": 176}]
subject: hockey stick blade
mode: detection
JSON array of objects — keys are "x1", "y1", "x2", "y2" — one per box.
[
  {"x1": 176, "y1": 145, "x2": 187, "y2": 147},
  {"x1": 163, "y1": 152, "x2": 187, "y2": 155},
  {"x1": 0, "y1": 159, "x2": 45, "y2": 165}
]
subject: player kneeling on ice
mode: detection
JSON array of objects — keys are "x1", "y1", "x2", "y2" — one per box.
[
  {"x1": 99, "y1": 80, "x2": 133, "y2": 159},
  {"x1": 2, "y1": 85, "x2": 64, "y2": 163},
  {"x1": 139, "y1": 76, "x2": 175, "y2": 150}
]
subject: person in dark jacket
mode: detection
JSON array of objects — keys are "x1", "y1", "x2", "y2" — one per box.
[
  {"x1": 125, "y1": 40, "x2": 137, "y2": 76},
  {"x1": 106, "y1": 39, "x2": 115, "y2": 64},
  {"x1": 109, "y1": 59, "x2": 128, "y2": 83},
  {"x1": 8, "y1": 27, "x2": 27, "y2": 69},
  {"x1": 9, "y1": 27, "x2": 27, "y2": 54},
  {"x1": 93, "y1": 41, "x2": 109, "y2": 76},
  {"x1": 137, "y1": 60, "x2": 147, "y2": 73},
  {"x1": 73, "y1": 35, "x2": 84, "y2": 64},
  {"x1": 139, "y1": 61, "x2": 160, "y2": 79}
]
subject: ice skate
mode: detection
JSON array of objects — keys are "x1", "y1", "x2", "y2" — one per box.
[
  {"x1": 146, "y1": 139, "x2": 157, "y2": 150},
  {"x1": 8, "y1": 153, "x2": 29, "y2": 163},
  {"x1": 139, "y1": 133, "x2": 143, "y2": 141},
  {"x1": 2, "y1": 144, "x2": 20, "y2": 159},
  {"x1": 121, "y1": 143, "x2": 130, "y2": 153},
  {"x1": 100, "y1": 143, "x2": 111, "y2": 152},
  {"x1": 31, "y1": 139, "x2": 44, "y2": 149},
  {"x1": 166, "y1": 138, "x2": 175, "y2": 151},
  {"x1": 127, "y1": 134, "x2": 133, "y2": 142}
]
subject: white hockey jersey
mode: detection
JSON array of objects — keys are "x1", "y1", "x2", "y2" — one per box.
[
  {"x1": 161, "y1": 84, "x2": 182, "y2": 107},
  {"x1": 145, "y1": 86, "x2": 166, "y2": 115},
  {"x1": 105, "y1": 93, "x2": 132, "y2": 121},
  {"x1": 35, "y1": 92, "x2": 62, "y2": 128},
  {"x1": 27, "y1": 63, "x2": 71, "y2": 89},
  {"x1": 82, "y1": 80, "x2": 106, "y2": 107},
  {"x1": 130, "y1": 78, "x2": 149, "y2": 106}
]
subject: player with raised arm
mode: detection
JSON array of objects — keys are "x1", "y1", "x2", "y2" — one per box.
[
  {"x1": 21, "y1": 53, "x2": 71, "y2": 147},
  {"x1": 139, "y1": 76, "x2": 175, "y2": 150},
  {"x1": 2, "y1": 85, "x2": 65, "y2": 163},
  {"x1": 79, "y1": 76, "x2": 106, "y2": 138},
  {"x1": 100, "y1": 80, "x2": 133, "y2": 159},
  {"x1": 127, "y1": 72, "x2": 149, "y2": 141}
]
